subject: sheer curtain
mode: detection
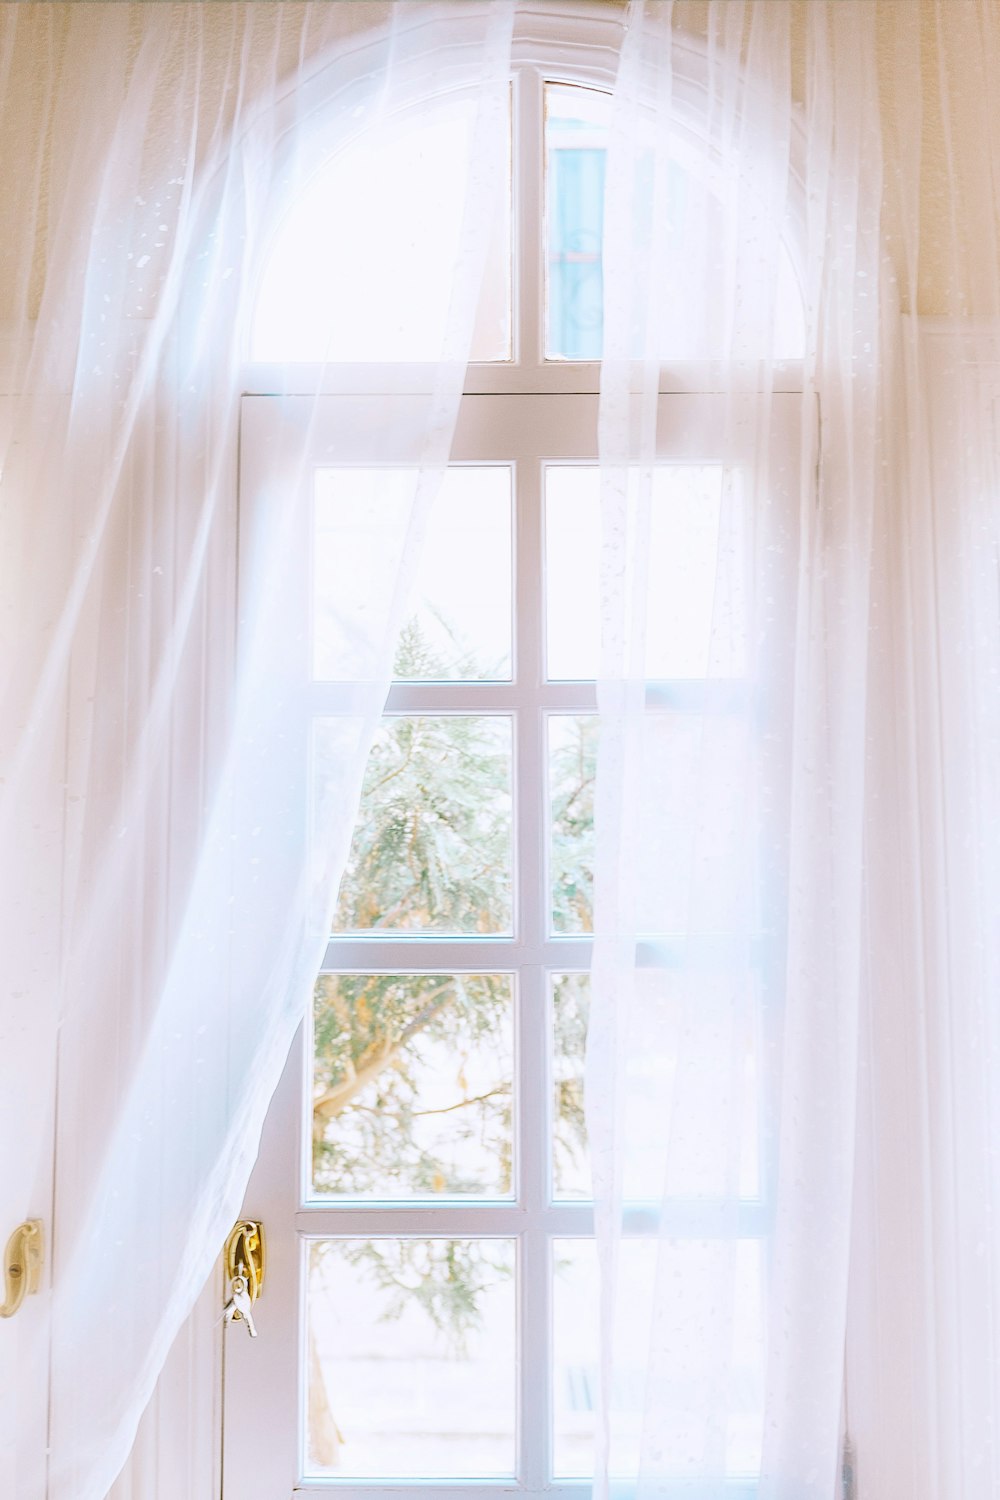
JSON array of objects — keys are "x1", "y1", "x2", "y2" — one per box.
[
  {"x1": 588, "y1": 3, "x2": 1000, "y2": 1498},
  {"x1": 0, "y1": 6, "x2": 513, "y2": 1500},
  {"x1": 848, "y1": 4, "x2": 1000, "y2": 1498},
  {"x1": 588, "y1": 2, "x2": 888, "y2": 1495}
]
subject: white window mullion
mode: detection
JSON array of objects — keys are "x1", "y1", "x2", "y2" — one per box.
[
  {"x1": 513, "y1": 432, "x2": 553, "y2": 1485},
  {"x1": 514, "y1": 66, "x2": 544, "y2": 370},
  {"x1": 294, "y1": 1204, "x2": 593, "y2": 1239}
]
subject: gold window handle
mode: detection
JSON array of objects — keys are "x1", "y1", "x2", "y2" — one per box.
[
  {"x1": 223, "y1": 1220, "x2": 265, "y2": 1338},
  {"x1": 1, "y1": 1220, "x2": 43, "y2": 1319}
]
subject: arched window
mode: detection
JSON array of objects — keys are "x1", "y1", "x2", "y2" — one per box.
[
  {"x1": 248, "y1": 41, "x2": 804, "y2": 370},
  {"x1": 226, "y1": 12, "x2": 805, "y2": 1496}
]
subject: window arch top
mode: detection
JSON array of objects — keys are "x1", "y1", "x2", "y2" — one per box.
[{"x1": 249, "y1": 70, "x2": 806, "y2": 367}]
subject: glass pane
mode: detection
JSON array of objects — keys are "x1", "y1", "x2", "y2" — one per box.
[
  {"x1": 552, "y1": 1239, "x2": 598, "y2": 1478},
  {"x1": 546, "y1": 466, "x2": 744, "y2": 681},
  {"x1": 543, "y1": 84, "x2": 805, "y2": 362},
  {"x1": 548, "y1": 714, "x2": 596, "y2": 935},
  {"x1": 332, "y1": 715, "x2": 513, "y2": 935},
  {"x1": 308, "y1": 1239, "x2": 516, "y2": 1478},
  {"x1": 545, "y1": 83, "x2": 610, "y2": 360},
  {"x1": 544, "y1": 467, "x2": 599, "y2": 681},
  {"x1": 633, "y1": 967, "x2": 763, "y2": 1203},
  {"x1": 252, "y1": 94, "x2": 511, "y2": 361},
  {"x1": 313, "y1": 467, "x2": 512, "y2": 682},
  {"x1": 311, "y1": 973, "x2": 514, "y2": 1200},
  {"x1": 551, "y1": 970, "x2": 760, "y2": 1203},
  {"x1": 553, "y1": 1239, "x2": 764, "y2": 1480},
  {"x1": 551, "y1": 973, "x2": 591, "y2": 1200},
  {"x1": 630, "y1": 714, "x2": 753, "y2": 937}
]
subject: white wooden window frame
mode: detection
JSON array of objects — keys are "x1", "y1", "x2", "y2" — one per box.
[
  {"x1": 223, "y1": 40, "x2": 805, "y2": 1500},
  {"x1": 224, "y1": 389, "x2": 799, "y2": 1500}
]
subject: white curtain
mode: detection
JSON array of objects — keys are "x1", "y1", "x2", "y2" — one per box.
[
  {"x1": 846, "y1": 4, "x2": 1000, "y2": 1498},
  {"x1": 585, "y1": 3, "x2": 947, "y2": 1497},
  {"x1": 0, "y1": 5, "x2": 513, "y2": 1499}
]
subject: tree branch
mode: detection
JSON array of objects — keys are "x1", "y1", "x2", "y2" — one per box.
[
  {"x1": 410, "y1": 1085, "x2": 510, "y2": 1118},
  {"x1": 313, "y1": 980, "x2": 456, "y2": 1122}
]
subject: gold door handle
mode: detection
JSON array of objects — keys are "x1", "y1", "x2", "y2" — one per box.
[
  {"x1": 0, "y1": 1221, "x2": 43, "y2": 1319},
  {"x1": 223, "y1": 1221, "x2": 265, "y2": 1337}
]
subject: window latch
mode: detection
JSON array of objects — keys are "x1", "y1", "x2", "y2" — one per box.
[
  {"x1": 0, "y1": 1219, "x2": 43, "y2": 1319},
  {"x1": 223, "y1": 1220, "x2": 265, "y2": 1338}
]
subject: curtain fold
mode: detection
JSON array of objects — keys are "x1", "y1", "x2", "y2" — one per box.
[
  {"x1": 588, "y1": 3, "x2": 889, "y2": 1495},
  {"x1": 846, "y1": 4, "x2": 1000, "y2": 1498},
  {"x1": 0, "y1": 6, "x2": 513, "y2": 1499},
  {"x1": 587, "y1": 2, "x2": 1000, "y2": 1496}
]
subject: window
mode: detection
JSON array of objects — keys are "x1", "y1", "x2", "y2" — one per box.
[{"x1": 224, "y1": 24, "x2": 804, "y2": 1499}]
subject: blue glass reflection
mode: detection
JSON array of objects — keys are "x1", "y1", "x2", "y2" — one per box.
[{"x1": 547, "y1": 139, "x2": 606, "y2": 360}]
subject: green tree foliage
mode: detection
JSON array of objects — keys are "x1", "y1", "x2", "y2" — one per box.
[
  {"x1": 312, "y1": 972, "x2": 513, "y2": 1199},
  {"x1": 549, "y1": 716, "x2": 597, "y2": 934},
  {"x1": 312, "y1": 624, "x2": 595, "y2": 1346},
  {"x1": 341, "y1": 1238, "x2": 513, "y2": 1347},
  {"x1": 332, "y1": 710, "x2": 512, "y2": 936},
  {"x1": 551, "y1": 972, "x2": 591, "y2": 1197}
]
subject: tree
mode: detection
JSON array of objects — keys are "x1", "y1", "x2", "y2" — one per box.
[{"x1": 311, "y1": 621, "x2": 595, "y2": 1347}]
